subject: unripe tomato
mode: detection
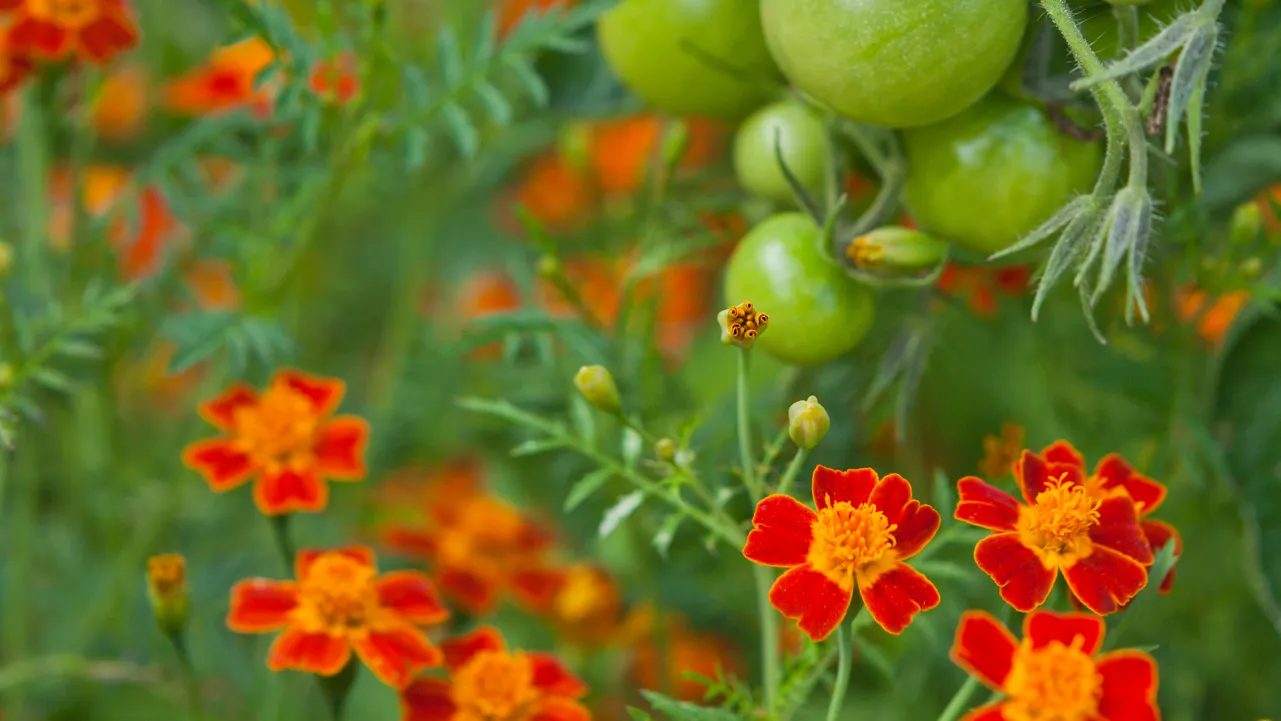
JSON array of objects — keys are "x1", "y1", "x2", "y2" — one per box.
[
  {"x1": 597, "y1": 0, "x2": 782, "y2": 120},
  {"x1": 724, "y1": 213, "x2": 876, "y2": 365},
  {"x1": 759, "y1": 0, "x2": 1027, "y2": 128},
  {"x1": 733, "y1": 99, "x2": 826, "y2": 202},
  {"x1": 901, "y1": 93, "x2": 1101, "y2": 256}
]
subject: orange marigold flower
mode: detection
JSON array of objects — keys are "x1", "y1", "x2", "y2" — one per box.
[
  {"x1": 2, "y1": 0, "x2": 138, "y2": 64},
  {"x1": 979, "y1": 422, "x2": 1025, "y2": 479},
  {"x1": 1174, "y1": 283, "x2": 1250, "y2": 347},
  {"x1": 955, "y1": 447, "x2": 1155, "y2": 615},
  {"x1": 951, "y1": 609, "x2": 1160, "y2": 721},
  {"x1": 182, "y1": 369, "x2": 370, "y2": 515},
  {"x1": 92, "y1": 62, "x2": 149, "y2": 140},
  {"x1": 454, "y1": 270, "x2": 523, "y2": 360},
  {"x1": 588, "y1": 114, "x2": 721, "y2": 195},
  {"x1": 936, "y1": 262, "x2": 1030, "y2": 318},
  {"x1": 228, "y1": 546, "x2": 448, "y2": 688},
  {"x1": 743, "y1": 466, "x2": 942, "y2": 640},
  {"x1": 309, "y1": 51, "x2": 360, "y2": 106},
  {"x1": 163, "y1": 37, "x2": 277, "y2": 117},
  {"x1": 510, "y1": 151, "x2": 595, "y2": 232},
  {"x1": 632, "y1": 616, "x2": 743, "y2": 702},
  {"x1": 1258, "y1": 183, "x2": 1281, "y2": 234},
  {"x1": 400, "y1": 625, "x2": 591, "y2": 721},
  {"x1": 496, "y1": 0, "x2": 578, "y2": 39},
  {"x1": 529, "y1": 563, "x2": 647, "y2": 650},
  {"x1": 0, "y1": 20, "x2": 34, "y2": 95},
  {"x1": 146, "y1": 553, "x2": 188, "y2": 633}
]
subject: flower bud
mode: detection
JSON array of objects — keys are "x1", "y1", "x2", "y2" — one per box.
[
  {"x1": 537, "y1": 254, "x2": 562, "y2": 279},
  {"x1": 0, "y1": 242, "x2": 12, "y2": 276},
  {"x1": 0, "y1": 363, "x2": 12, "y2": 390},
  {"x1": 1231, "y1": 201, "x2": 1263, "y2": 247},
  {"x1": 655, "y1": 438, "x2": 676, "y2": 462},
  {"x1": 718, "y1": 300, "x2": 770, "y2": 349},
  {"x1": 847, "y1": 227, "x2": 949, "y2": 273},
  {"x1": 146, "y1": 553, "x2": 189, "y2": 637},
  {"x1": 788, "y1": 395, "x2": 830, "y2": 450},
  {"x1": 574, "y1": 365, "x2": 621, "y2": 415}
]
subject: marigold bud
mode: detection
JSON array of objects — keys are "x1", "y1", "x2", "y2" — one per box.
[
  {"x1": 718, "y1": 301, "x2": 769, "y2": 349},
  {"x1": 146, "y1": 553, "x2": 189, "y2": 636},
  {"x1": 1231, "y1": 201, "x2": 1263, "y2": 247},
  {"x1": 656, "y1": 438, "x2": 676, "y2": 462},
  {"x1": 574, "y1": 365, "x2": 621, "y2": 415},
  {"x1": 847, "y1": 226, "x2": 949, "y2": 273},
  {"x1": 788, "y1": 395, "x2": 829, "y2": 450}
]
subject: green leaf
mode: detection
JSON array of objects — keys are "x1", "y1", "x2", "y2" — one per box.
[
  {"x1": 627, "y1": 709, "x2": 654, "y2": 721},
  {"x1": 638, "y1": 691, "x2": 742, "y2": 721},
  {"x1": 599, "y1": 490, "x2": 644, "y2": 538},
  {"x1": 565, "y1": 468, "x2": 614, "y2": 511},
  {"x1": 505, "y1": 55, "x2": 549, "y2": 107},
  {"x1": 473, "y1": 81, "x2": 513, "y2": 125},
  {"x1": 436, "y1": 24, "x2": 463, "y2": 87},
  {"x1": 510, "y1": 438, "x2": 567, "y2": 457},
  {"x1": 54, "y1": 339, "x2": 102, "y2": 360},
  {"x1": 1201, "y1": 135, "x2": 1281, "y2": 212},
  {"x1": 653, "y1": 513, "x2": 685, "y2": 559},
  {"x1": 160, "y1": 312, "x2": 241, "y2": 374},
  {"x1": 31, "y1": 368, "x2": 73, "y2": 394},
  {"x1": 441, "y1": 103, "x2": 479, "y2": 157}
]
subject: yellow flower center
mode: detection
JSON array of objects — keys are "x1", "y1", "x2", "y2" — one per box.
[
  {"x1": 1002, "y1": 638, "x2": 1103, "y2": 721},
  {"x1": 451, "y1": 650, "x2": 540, "y2": 721},
  {"x1": 29, "y1": 0, "x2": 101, "y2": 28},
  {"x1": 294, "y1": 554, "x2": 379, "y2": 636},
  {"x1": 554, "y1": 567, "x2": 612, "y2": 624},
  {"x1": 1017, "y1": 477, "x2": 1101, "y2": 567},
  {"x1": 807, "y1": 500, "x2": 897, "y2": 589},
  {"x1": 847, "y1": 236, "x2": 883, "y2": 269},
  {"x1": 231, "y1": 385, "x2": 319, "y2": 474}
]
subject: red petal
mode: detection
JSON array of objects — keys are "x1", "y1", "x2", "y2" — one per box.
[
  {"x1": 274, "y1": 369, "x2": 345, "y2": 416},
  {"x1": 1095, "y1": 454, "x2": 1167, "y2": 515},
  {"x1": 812, "y1": 466, "x2": 878, "y2": 510},
  {"x1": 1014, "y1": 450, "x2": 1051, "y2": 504},
  {"x1": 400, "y1": 677, "x2": 457, "y2": 721},
  {"x1": 530, "y1": 698, "x2": 593, "y2": 721},
  {"x1": 868, "y1": 472, "x2": 912, "y2": 521},
  {"x1": 511, "y1": 568, "x2": 563, "y2": 609},
  {"x1": 743, "y1": 495, "x2": 817, "y2": 567},
  {"x1": 857, "y1": 562, "x2": 939, "y2": 635},
  {"x1": 352, "y1": 625, "x2": 443, "y2": 689},
  {"x1": 380, "y1": 528, "x2": 438, "y2": 560},
  {"x1": 375, "y1": 572, "x2": 450, "y2": 625},
  {"x1": 950, "y1": 610, "x2": 1018, "y2": 690},
  {"x1": 313, "y1": 417, "x2": 369, "y2": 479},
  {"x1": 958, "y1": 704, "x2": 1010, "y2": 721},
  {"x1": 529, "y1": 652, "x2": 588, "y2": 697},
  {"x1": 890, "y1": 501, "x2": 940, "y2": 560},
  {"x1": 8, "y1": 18, "x2": 71, "y2": 58},
  {"x1": 197, "y1": 383, "x2": 258, "y2": 430},
  {"x1": 295, "y1": 546, "x2": 376, "y2": 581},
  {"x1": 1141, "y1": 519, "x2": 1181, "y2": 593},
  {"x1": 438, "y1": 568, "x2": 498, "y2": 615},
  {"x1": 268, "y1": 627, "x2": 351, "y2": 675},
  {"x1": 1041, "y1": 441, "x2": 1085, "y2": 467},
  {"x1": 974, "y1": 533, "x2": 1056, "y2": 612},
  {"x1": 254, "y1": 469, "x2": 328, "y2": 515},
  {"x1": 1090, "y1": 495, "x2": 1154, "y2": 564},
  {"x1": 441, "y1": 625, "x2": 505, "y2": 673},
  {"x1": 1023, "y1": 610, "x2": 1105, "y2": 655},
  {"x1": 78, "y1": 13, "x2": 138, "y2": 64},
  {"x1": 182, "y1": 439, "x2": 255, "y2": 491},
  {"x1": 0, "y1": 0, "x2": 23, "y2": 9},
  {"x1": 226, "y1": 580, "x2": 299, "y2": 632},
  {"x1": 768, "y1": 565, "x2": 853, "y2": 642},
  {"x1": 1096, "y1": 650, "x2": 1160, "y2": 721},
  {"x1": 1062, "y1": 546, "x2": 1150, "y2": 615},
  {"x1": 955, "y1": 477, "x2": 1020, "y2": 532}
]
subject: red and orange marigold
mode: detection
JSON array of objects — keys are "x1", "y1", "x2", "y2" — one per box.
[
  {"x1": 743, "y1": 466, "x2": 941, "y2": 640},
  {"x1": 955, "y1": 446, "x2": 1155, "y2": 615},
  {"x1": 309, "y1": 51, "x2": 360, "y2": 106},
  {"x1": 1, "y1": 0, "x2": 137, "y2": 64},
  {"x1": 163, "y1": 37, "x2": 276, "y2": 117},
  {"x1": 632, "y1": 616, "x2": 742, "y2": 702},
  {"x1": 228, "y1": 546, "x2": 448, "y2": 688},
  {"x1": 528, "y1": 562, "x2": 649, "y2": 650},
  {"x1": 0, "y1": 20, "x2": 34, "y2": 95},
  {"x1": 951, "y1": 610, "x2": 1161, "y2": 721},
  {"x1": 182, "y1": 369, "x2": 369, "y2": 515},
  {"x1": 400, "y1": 625, "x2": 591, "y2": 721}
]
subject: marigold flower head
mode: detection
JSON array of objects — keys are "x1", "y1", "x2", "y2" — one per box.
[
  {"x1": 309, "y1": 51, "x2": 360, "y2": 106},
  {"x1": 228, "y1": 546, "x2": 448, "y2": 688},
  {"x1": 182, "y1": 369, "x2": 370, "y2": 515},
  {"x1": 92, "y1": 63, "x2": 149, "y2": 141},
  {"x1": 163, "y1": 37, "x2": 277, "y2": 117},
  {"x1": 509, "y1": 151, "x2": 595, "y2": 232},
  {"x1": 400, "y1": 625, "x2": 590, "y2": 721},
  {"x1": 743, "y1": 466, "x2": 941, "y2": 640},
  {"x1": 950, "y1": 609, "x2": 1160, "y2": 721},
  {"x1": 2, "y1": 0, "x2": 138, "y2": 64},
  {"x1": 0, "y1": 22, "x2": 34, "y2": 95},
  {"x1": 936, "y1": 262, "x2": 1030, "y2": 318},
  {"x1": 632, "y1": 616, "x2": 742, "y2": 702},
  {"x1": 979, "y1": 422, "x2": 1026, "y2": 479},
  {"x1": 588, "y1": 114, "x2": 721, "y2": 195},
  {"x1": 528, "y1": 563, "x2": 644, "y2": 650},
  {"x1": 1175, "y1": 283, "x2": 1250, "y2": 347},
  {"x1": 146, "y1": 553, "x2": 188, "y2": 635}
]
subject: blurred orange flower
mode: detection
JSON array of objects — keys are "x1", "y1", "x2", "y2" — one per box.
[
  {"x1": 511, "y1": 151, "x2": 595, "y2": 232},
  {"x1": 1175, "y1": 283, "x2": 1250, "y2": 347},
  {"x1": 1258, "y1": 184, "x2": 1281, "y2": 234},
  {"x1": 164, "y1": 37, "x2": 276, "y2": 117},
  {"x1": 979, "y1": 422, "x2": 1025, "y2": 479},
  {"x1": 1, "y1": 0, "x2": 138, "y2": 64},
  {"x1": 936, "y1": 262, "x2": 1031, "y2": 317},
  {"x1": 527, "y1": 563, "x2": 649, "y2": 650},
  {"x1": 633, "y1": 617, "x2": 743, "y2": 701},
  {"x1": 197, "y1": 155, "x2": 247, "y2": 195},
  {"x1": 453, "y1": 270, "x2": 523, "y2": 360},
  {"x1": 228, "y1": 546, "x2": 449, "y2": 688},
  {"x1": 92, "y1": 63, "x2": 149, "y2": 141},
  {"x1": 588, "y1": 114, "x2": 721, "y2": 195},
  {"x1": 309, "y1": 51, "x2": 360, "y2": 106},
  {"x1": 0, "y1": 21, "x2": 33, "y2": 94},
  {"x1": 496, "y1": 0, "x2": 578, "y2": 39}
]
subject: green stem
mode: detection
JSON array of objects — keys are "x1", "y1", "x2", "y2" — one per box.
[
  {"x1": 170, "y1": 632, "x2": 203, "y2": 721},
  {"x1": 317, "y1": 659, "x2": 357, "y2": 720},
  {"x1": 737, "y1": 348, "x2": 761, "y2": 500},
  {"x1": 268, "y1": 514, "x2": 296, "y2": 570},
  {"x1": 824, "y1": 621, "x2": 853, "y2": 721},
  {"x1": 775, "y1": 449, "x2": 808, "y2": 497},
  {"x1": 16, "y1": 82, "x2": 49, "y2": 299},
  {"x1": 847, "y1": 149, "x2": 907, "y2": 240},
  {"x1": 753, "y1": 565, "x2": 780, "y2": 719},
  {"x1": 935, "y1": 674, "x2": 981, "y2": 721}
]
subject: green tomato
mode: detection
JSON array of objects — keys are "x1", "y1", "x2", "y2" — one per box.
[
  {"x1": 733, "y1": 100, "x2": 827, "y2": 202},
  {"x1": 597, "y1": 0, "x2": 782, "y2": 120},
  {"x1": 723, "y1": 213, "x2": 876, "y2": 365},
  {"x1": 759, "y1": 0, "x2": 1028, "y2": 128},
  {"x1": 901, "y1": 93, "x2": 1102, "y2": 256}
]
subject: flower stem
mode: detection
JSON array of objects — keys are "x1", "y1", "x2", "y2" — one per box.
[
  {"x1": 268, "y1": 514, "x2": 296, "y2": 570},
  {"x1": 317, "y1": 658, "x2": 357, "y2": 721},
  {"x1": 753, "y1": 565, "x2": 780, "y2": 718},
  {"x1": 169, "y1": 632, "x2": 203, "y2": 721},
  {"x1": 776, "y1": 449, "x2": 808, "y2": 497},
  {"x1": 935, "y1": 673, "x2": 981, "y2": 721},
  {"x1": 824, "y1": 620, "x2": 854, "y2": 721},
  {"x1": 737, "y1": 348, "x2": 761, "y2": 500}
]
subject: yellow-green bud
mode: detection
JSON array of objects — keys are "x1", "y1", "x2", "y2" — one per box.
[
  {"x1": 847, "y1": 226, "x2": 949, "y2": 273},
  {"x1": 557, "y1": 123, "x2": 593, "y2": 173},
  {"x1": 146, "y1": 554, "x2": 189, "y2": 637},
  {"x1": 0, "y1": 242, "x2": 12, "y2": 276},
  {"x1": 788, "y1": 395, "x2": 830, "y2": 450},
  {"x1": 574, "y1": 365, "x2": 621, "y2": 415},
  {"x1": 537, "y1": 254, "x2": 562, "y2": 279},
  {"x1": 718, "y1": 300, "x2": 770, "y2": 349},
  {"x1": 656, "y1": 438, "x2": 676, "y2": 462},
  {"x1": 1241, "y1": 256, "x2": 1263, "y2": 279},
  {"x1": 1230, "y1": 201, "x2": 1263, "y2": 247}
]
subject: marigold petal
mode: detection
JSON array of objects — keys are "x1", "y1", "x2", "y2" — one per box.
[
  {"x1": 274, "y1": 369, "x2": 345, "y2": 416},
  {"x1": 950, "y1": 610, "x2": 1018, "y2": 690},
  {"x1": 227, "y1": 580, "x2": 299, "y2": 632},
  {"x1": 182, "y1": 439, "x2": 255, "y2": 491},
  {"x1": 267, "y1": 627, "x2": 351, "y2": 676},
  {"x1": 955, "y1": 477, "x2": 1020, "y2": 532},
  {"x1": 254, "y1": 469, "x2": 328, "y2": 515},
  {"x1": 313, "y1": 416, "x2": 369, "y2": 479},
  {"x1": 858, "y1": 562, "x2": 939, "y2": 635},
  {"x1": 295, "y1": 546, "x2": 376, "y2": 581},
  {"x1": 1063, "y1": 546, "x2": 1149, "y2": 615},
  {"x1": 529, "y1": 652, "x2": 588, "y2": 698},
  {"x1": 375, "y1": 571, "x2": 450, "y2": 625},
  {"x1": 743, "y1": 494, "x2": 817, "y2": 567},
  {"x1": 868, "y1": 472, "x2": 913, "y2": 522},
  {"x1": 1096, "y1": 650, "x2": 1160, "y2": 721},
  {"x1": 0, "y1": 0, "x2": 22, "y2": 9},
  {"x1": 1095, "y1": 454, "x2": 1167, "y2": 515},
  {"x1": 1014, "y1": 450, "x2": 1051, "y2": 504},
  {"x1": 1023, "y1": 610, "x2": 1106, "y2": 655},
  {"x1": 438, "y1": 568, "x2": 499, "y2": 615},
  {"x1": 511, "y1": 568, "x2": 563, "y2": 609},
  {"x1": 812, "y1": 466, "x2": 878, "y2": 510},
  {"x1": 380, "y1": 528, "x2": 438, "y2": 560},
  {"x1": 890, "y1": 502, "x2": 940, "y2": 560},
  {"x1": 1041, "y1": 440, "x2": 1086, "y2": 467},
  {"x1": 199, "y1": 383, "x2": 258, "y2": 430},
  {"x1": 79, "y1": 13, "x2": 138, "y2": 64},
  {"x1": 441, "y1": 625, "x2": 505, "y2": 673},
  {"x1": 400, "y1": 677, "x2": 457, "y2": 721},
  {"x1": 958, "y1": 704, "x2": 1011, "y2": 721},
  {"x1": 974, "y1": 532, "x2": 1056, "y2": 612},
  {"x1": 9, "y1": 19, "x2": 71, "y2": 59},
  {"x1": 352, "y1": 625, "x2": 443, "y2": 689},
  {"x1": 530, "y1": 698, "x2": 593, "y2": 721},
  {"x1": 1141, "y1": 519, "x2": 1181, "y2": 593},
  {"x1": 769, "y1": 564, "x2": 853, "y2": 642},
  {"x1": 1090, "y1": 495, "x2": 1155, "y2": 565}
]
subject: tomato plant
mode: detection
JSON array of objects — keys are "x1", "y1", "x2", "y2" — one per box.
[
  {"x1": 732, "y1": 99, "x2": 827, "y2": 203},
  {"x1": 1079, "y1": 0, "x2": 1184, "y2": 59}
]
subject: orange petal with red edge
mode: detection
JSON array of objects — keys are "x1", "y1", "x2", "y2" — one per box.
[
  {"x1": 313, "y1": 417, "x2": 369, "y2": 479},
  {"x1": 1089, "y1": 494, "x2": 1154, "y2": 565},
  {"x1": 743, "y1": 495, "x2": 817, "y2": 567},
  {"x1": 955, "y1": 477, "x2": 1020, "y2": 532},
  {"x1": 529, "y1": 652, "x2": 588, "y2": 697},
  {"x1": 441, "y1": 625, "x2": 505, "y2": 673},
  {"x1": 530, "y1": 697, "x2": 593, "y2": 721},
  {"x1": 375, "y1": 571, "x2": 450, "y2": 625},
  {"x1": 1095, "y1": 454, "x2": 1167, "y2": 515},
  {"x1": 959, "y1": 704, "x2": 1010, "y2": 721},
  {"x1": 352, "y1": 625, "x2": 443, "y2": 689},
  {"x1": 267, "y1": 627, "x2": 351, "y2": 675},
  {"x1": 254, "y1": 469, "x2": 328, "y2": 515},
  {"x1": 1096, "y1": 650, "x2": 1160, "y2": 721},
  {"x1": 226, "y1": 580, "x2": 299, "y2": 632},
  {"x1": 380, "y1": 528, "x2": 437, "y2": 560},
  {"x1": 182, "y1": 439, "x2": 255, "y2": 491},
  {"x1": 888, "y1": 501, "x2": 940, "y2": 560},
  {"x1": 1023, "y1": 610, "x2": 1105, "y2": 654},
  {"x1": 1141, "y1": 519, "x2": 1180, "y2": 593},
  {"x1": 1062, "y1": 546, "x2": 1149, "y2": 615},
  {"x1": 275, "y1": 369, "x2": 345, "y2": 416},
  {"x1": 868, "y1": 473, "x2": 912, "y2": 521},
  {"x1": 400, "y1": 677, "x2": 457, "y2": 721},
  {"x1": 857, "y1": 562, "x2": 939, "y2": 635},
  {"x1": 974, "y1": 532, "x2": 1056, "y2": 612},
  {"x1": 198, "y1": 383, "x2": 257, "y2": 430},
  {"x1": 438, "y1": 568, "x2": 499, "y2": 614},
  {"x1": 295, "y1": 546, "x2": 376, "y2": 581},
  {"x1": 9, "y1": 19, "x2": 72, "y2": 58},
  {"x1": 951, "y1": 610, "x2": 1018, "y2": 690},
  {"x1": 80, "y1": 13, "x2": 138, "y2": 64},
  {"x1": 769, "y1": 564, "x2": 853, "y2": 642},
  {"x1": 812, "y1": 466, "x2": 878, "y2": 510}
]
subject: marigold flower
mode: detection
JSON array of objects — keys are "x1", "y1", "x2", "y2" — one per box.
[
  {"x1": 146, "y1": 553, "x2": 188, "y2": 635},
  {"x1": 0, "y1": 22, "x2": 34, "y2": 95},
  {"x1": 528, "y1": 563, "x2": 645, "y2": 650},
  {"x1": 509, "y1": 151, "x2": 595, "y2": 232},
  {"x1": 496, "y1": 0, "x2": 579, "y2": 39},
  {"x1": 743, "y1": 466, "x2": 941, "y2": 640},
  {"x1": 979, "y1": 422, "x2": 1026, "y2": 479},
  {"x1": 92, "y1": 63, "x2": 149, "y2": 141},
  {"x1": 450, "y1": 270, "x2": 523, "y2": 359},
  {"x1": 227, "y1": 546, "x2": 448, "y2": 688},
  {"x1": 400, "y1": 625, "x2": 590, "y2": 721},
  {"x1": 163, "y1": 37, "x2": 277, "y2": 117},
  {"x1": 1175, "y1": 283, "x2": 1250, "y2": 347},
  {"x1": 309, "y1": 51, "x2": 360, "y2": 106},
  {"x1": 632, "y1": 616, "x2": 742, "y2": 702},
  {"x1": 182, "y1": 369, "x2": 370, "y2": 515},
  {"x1": 936, "y1": 262, "x2": 1031, "y2": 318},
  {"x1": 588, "y1": 114, "x2": 720, "y2": 195},
  {"x1": 950, "y1": 609, "x2": 1160, "y2": 721},
  {"x1": 955, "y1": 447, "x2": 1155, "y2": 615},
  {"x1": 2, "y1": 0, "x2": 138, "y2": 64}
]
